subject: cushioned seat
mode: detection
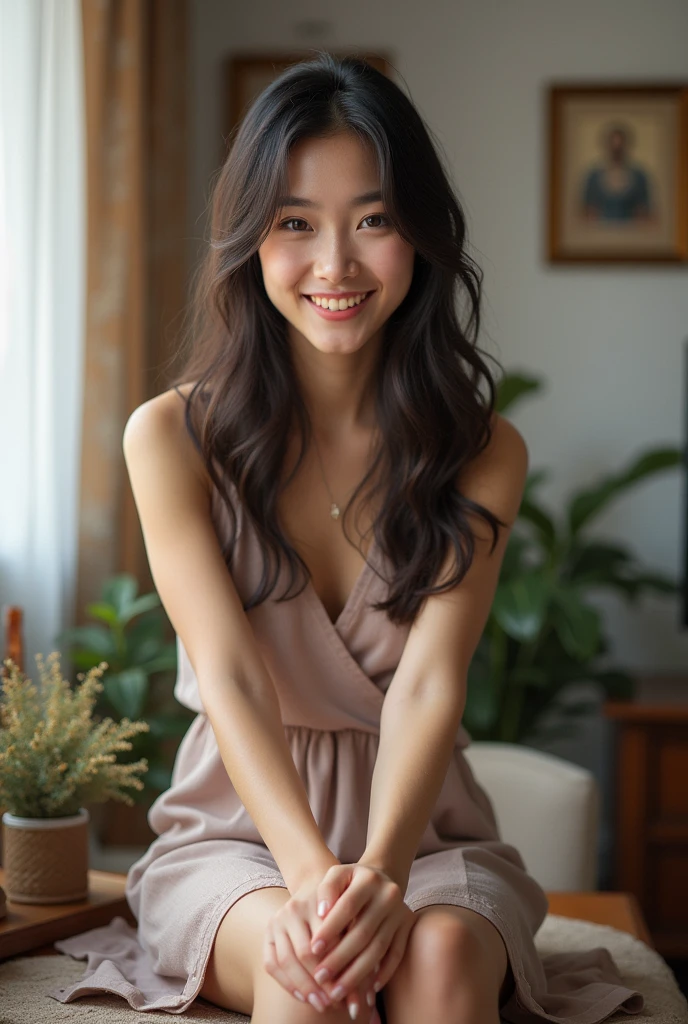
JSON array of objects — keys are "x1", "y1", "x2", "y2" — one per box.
[
  {"x1": 0, "y1": 915, "x2": 686, "y2": 1022},
  {"x1": 463, "y1": 741, "x2": 601, "y2": 891}
]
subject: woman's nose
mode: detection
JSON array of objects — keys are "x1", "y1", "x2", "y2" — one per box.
[{"x1": 313, "y1": 233, "x2": 357, "y2": 282}]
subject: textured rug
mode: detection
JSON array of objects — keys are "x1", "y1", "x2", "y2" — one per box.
[{"x1": 0, "y1": 914, "x2": 686, "y2": 1023}]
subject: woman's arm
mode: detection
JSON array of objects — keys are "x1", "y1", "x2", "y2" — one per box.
[
  {"x1": 359, "y1": 415, "x2": 529, "y2": 891},
  {"x1": 123, "y1": 390, "x2": 338, "y2": 894}
]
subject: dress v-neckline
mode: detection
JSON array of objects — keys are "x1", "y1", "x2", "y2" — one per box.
[
  {"x1": 305, "y1": 533, "x2": 378, "y2": 635},
  {"x1": 222, "y1": 474, "x2": 382, "y2": 641}
]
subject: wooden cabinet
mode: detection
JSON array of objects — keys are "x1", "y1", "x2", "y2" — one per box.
[{"x1": 604, "y1": 676, "x2": 688, "y2": 957}]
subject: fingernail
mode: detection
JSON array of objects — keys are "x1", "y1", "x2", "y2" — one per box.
[
  {"x1": 331, "y1": 984, "x2": 345, "y2": 1000},
  {"x1": 367, "y1": 990, "x2": 376, "y2": 1006},
  {"x1": 348, "y1": 1003, "x2": 359, "y2": 1020},
  {"x1": 308, "y1": 992, "x2": 325, "y2": 1012},
  {"x1": 294, "y1": 990, "x2": 305, "y2": 1001},
  {"x1": 373, "y1": 980, "x2": 382, "y2": 992},
  {"x1": 312, "y1": 939, "x2": 326, "y2": 955},
  {"x1": 318, "y1": 900, "x2": 329, "y2": 918},
  {"x1": 314, "y1": 967, "x2": 330, "y2": 984}
]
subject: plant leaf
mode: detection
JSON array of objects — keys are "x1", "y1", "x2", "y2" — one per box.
[
  {"x1": 120, "y1": 592, "x2": 161, "y2": 626},
  {"x1": 85, "y1": 602, "x2": 120, "y2": 625},
  {"x1": 518, "y1": 497, "x2": 557, "y2": 552},
  {"x1": 464, "y1": 656, "x2": 500, "y2": 733},
  {"x1": 68, "y1": 649, "x2": 109, "y2": 671},
  {"x1": 567, "y1": 446, "x2": 682, "y2": 536},
  {"x1": 140, "y1": 646, "x2": 178, "y2": 675},
  {"x1": 522, "y1": 468, "x2": 550, "y2": 502},
  {"x1": 495, "y1": 372, "x2": 543, "y2": 414},
  {"x1": 102, "y1": 574, "x2": 139, "y2": 618},
  {"x1": 144, "y1": 763, "x2": 173, "y2": 793},
  {"x1": 550, "y1": 588, "x2": 602, "y2": 661},
  {"x1": 125, "y1": 615, "x2": 164, "y2": 663},
  {"x1": 491, "y1": 572, "x2": 550, "y2": 643},
  {"x1": 629, "y1": 571, "x2": 678, "y2": 595},
  {"x1": 103, "y1": 667, "x2": 149, "y2": 720},
  {"x1": 499, "y1": 532, "x2": 531, "y2": 580},
  {"x1": 55, "y1": 625, "x2": 116, "y2": 659},
  {"x1": 567, "y1": 542, "x2": 632, "y2": 583},
  {"x1": 509, "y1": 665, "x2": 550, "y2": 689},
  {"x1": 587, "y1": 569, "x2": 678, "y2": 603},
  {"x1": 146, "y1": 711, "x2": 193, "y2": 740}
]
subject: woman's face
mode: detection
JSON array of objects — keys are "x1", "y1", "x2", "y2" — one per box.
[{"x1": 258, "y1": 131, "x2": 416, "y2": 357}]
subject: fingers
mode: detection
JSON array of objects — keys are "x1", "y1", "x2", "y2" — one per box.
[
  {"x1": 312, "y1": 876, "x2": 370, "y2": 956},
  {"x1": 315, "y1": 900, "x2": 389, "y2": 980},
  {"x1": 317, "y1": 903, "x2": 414, "y2": 1004},
  {"x1": 313, "y1": 917, "x2": 380, "y2": 1019},
  {"x1": 370, "y1": 930, "x2": 402, "y2": 992},
  {"x1": 263, "y1": 927, "x2": 333, "y2": 1013},
  {"x1": 345, "y1": 969, "x2": 378, "y2": 1021},
  {"x1": 311, "y1": 865, "x2": 401, "y2": 958},
  {"x1": 369, "y1": 910, "x2": 414, "y2": 993},
  {"x1": 317, "y1": 918, "x2": 393, "y2": 1005},
  {"x1": 312, "y1": 863, "x2": 354, "y2": 955}
]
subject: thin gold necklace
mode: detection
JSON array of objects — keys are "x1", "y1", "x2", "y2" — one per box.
[{"x1": 311, "y1": 427, "x2": 379, "y2": 521}]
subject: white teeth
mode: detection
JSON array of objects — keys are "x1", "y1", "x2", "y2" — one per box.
[{"x1": 309, "y1": 292, "x2": 369, "y2": 310}]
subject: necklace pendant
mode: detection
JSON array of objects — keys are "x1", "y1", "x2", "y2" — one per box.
[{"x1": 330, "y1": 502, "x2": 340, "y2": 520}]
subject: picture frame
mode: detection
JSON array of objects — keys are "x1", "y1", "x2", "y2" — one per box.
[
  {"x1": 225, "y1": 52, "x2": 394, "y2": 141},
  {"x1": 547, "y1": 83, "x2": 688, "y2": 263}
]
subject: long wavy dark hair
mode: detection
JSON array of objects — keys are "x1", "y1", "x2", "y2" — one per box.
[{"x1": 171, "y1": 51, "x2": 506, "y2": 626}]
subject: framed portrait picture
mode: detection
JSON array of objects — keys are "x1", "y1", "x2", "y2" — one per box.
[
  {"x1": 547, "y1": 83, "x2": 688, "y2": 263},
  {"x1": 225, "y1": 52, "x2": 393, "y2": 140}
]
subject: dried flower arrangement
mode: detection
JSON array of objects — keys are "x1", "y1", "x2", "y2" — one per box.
[{"x1": 0, "y1": 652, "x2": 150, "y2": 819}]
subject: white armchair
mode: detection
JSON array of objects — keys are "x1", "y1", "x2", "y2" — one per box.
[{"x1": 463, "y1": 742, "x2": 601, "y2": 892}]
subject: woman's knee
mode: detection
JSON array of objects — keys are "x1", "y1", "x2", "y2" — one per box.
[
  {"x1": 386, "y1": 905, "x2": 507, "y2": 1009},
  {"x1": 199, "y1": 884, "x2": 290, "y2": 1014},
  {"x1": 411, "y1": 908, "x2": 495, "y2": 974}
]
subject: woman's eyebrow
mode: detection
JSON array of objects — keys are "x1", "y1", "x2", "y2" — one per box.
[{"x1": 277, "y1": 190, "x2": 382, "y2": 208}]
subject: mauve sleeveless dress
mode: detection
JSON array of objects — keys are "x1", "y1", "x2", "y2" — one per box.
[{"x1": 48, "y1": 476, "x2": 644, "y2": 1021}]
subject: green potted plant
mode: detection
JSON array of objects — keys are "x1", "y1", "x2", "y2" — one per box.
[
  {"x1": 57, "y1": 574, "x2": 194, "y2": 845},
  {"x1": 463, "y1": 371, "x2": 682, "y2": 745},
  {"x1": 0, "y1": 652, "x2": 149, "y2": 903},
  {"x1": 57, "y1": 574, "x2": 193, "y2": 797}
]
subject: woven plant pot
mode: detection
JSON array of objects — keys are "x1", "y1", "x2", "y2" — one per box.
[{"x1": 2, "y1": 808, "x2": 89, "y2": 904}]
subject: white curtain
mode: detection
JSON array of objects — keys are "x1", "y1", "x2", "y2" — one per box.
[{"x1": 0, "y1": 0, "x2": 86, "y2": 677}]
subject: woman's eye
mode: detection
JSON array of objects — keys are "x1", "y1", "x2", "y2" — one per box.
[
  {"x1": 278, "y1": 214, "x2": 389, "y2": 232},
  {"x1": 361, "y1": 213, "x2": 389, "y2": 228},
  {"x1": 280, "y1": 217, "x2": 310, "y2": 231}
]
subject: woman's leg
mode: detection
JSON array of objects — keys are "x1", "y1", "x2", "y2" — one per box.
[
  {"x1": 381, "y1": 904, "x2": 512, "y2": 1024},
  {"x1": 200, "y1": 885, "x2": 360, "y2": 1023}
]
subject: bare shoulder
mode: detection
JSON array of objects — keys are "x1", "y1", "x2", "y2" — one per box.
[
  {"x1": 123, "y1": 382, "x2": 211, "y2": 494},
  {"x1": 458, "y1": 412, "x2": 529, "y2": 532},
  {"x1": 486, "y1": 411, "x2": 529, "y2": 473}
]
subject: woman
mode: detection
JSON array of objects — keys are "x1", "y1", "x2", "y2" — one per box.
[{"x1": 51, "y1": 53, "x2": 643, "y2": 1024}]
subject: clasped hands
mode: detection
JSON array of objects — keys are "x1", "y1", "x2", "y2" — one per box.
[{"x1": 263, "y1": 862, "x2": 415, "y2": 1020}]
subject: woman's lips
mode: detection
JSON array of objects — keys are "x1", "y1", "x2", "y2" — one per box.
[{"x1": 303, "y1": 291, "x2": 375, "y2": 320}]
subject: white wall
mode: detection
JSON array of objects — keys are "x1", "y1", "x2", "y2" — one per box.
[{"x1": 187, "y1": 0, "x2": 688, "y2": 674}]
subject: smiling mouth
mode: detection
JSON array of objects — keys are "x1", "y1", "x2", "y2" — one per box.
[{"x1": 304, "y1": 291, "x2": 374, "y2": 310}]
